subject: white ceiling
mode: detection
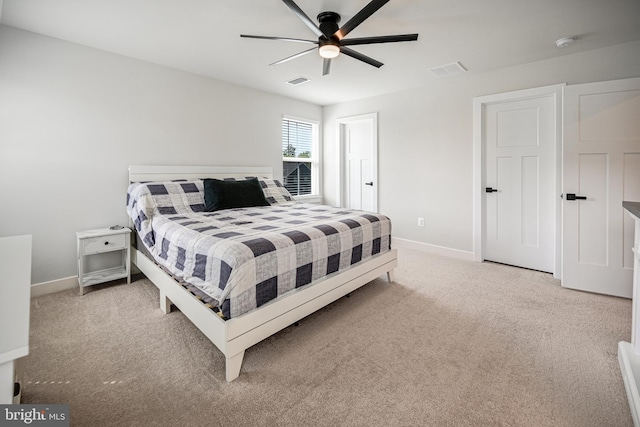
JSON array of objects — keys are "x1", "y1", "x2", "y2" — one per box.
[{"x1": 2, "y1": 0, "x2": 640, "y2": 106}]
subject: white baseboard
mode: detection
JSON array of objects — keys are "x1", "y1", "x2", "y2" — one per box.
[
  {"x1": 392, "y1": 237, "x2": 475, "y2": 261},
  {"x1": 30, "y1": 276, "x2": 78, "y2": 298},
  {"x1": 29, "y1": 241, "x2": 473, "y2": 298}
]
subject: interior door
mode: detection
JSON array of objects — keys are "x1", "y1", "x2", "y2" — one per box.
[
  {"x1": 483, "y1": 94, "x2": 557, "y2": 273},
  {"x1": 562, "y1": 77, "x2": 640, "y2": 298},
  {"x1": 339, "y1": 113, "x2": 378, "y2": 212}
]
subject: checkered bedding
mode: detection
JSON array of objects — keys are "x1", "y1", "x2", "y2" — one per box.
[{"x1": 127, "y1": 179, "x2": 392, "y2": 319}]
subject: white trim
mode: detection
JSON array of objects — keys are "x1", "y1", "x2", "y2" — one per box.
[
  {"x1": 282, "y1": 115, "x2": 321, "y2": 198},
  {"x1": 30, "y1": 276, "x2": 78, "y2": 297},
  {"x1": 392, "y1": 237, "x2": 474, "y2": 261},
  {"x1": 283, "y1": 114, "x2": 319, "y2": 127},
  {"x1": 336, "y1": 112, "x2": 378, "y2": 211},
  {"x1": 472, "y1": 84, "x2": 564, "y2": 279}
]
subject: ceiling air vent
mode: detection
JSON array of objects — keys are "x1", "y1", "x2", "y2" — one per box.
[
  {"x1": 428, "y1": 62, "x2": 467, "y2": 77},
  {"x1": 287, "y1": 76, "x2": 310, "y2": 86}
]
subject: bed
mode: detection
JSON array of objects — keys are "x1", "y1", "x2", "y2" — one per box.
[{"x1": 127, "y1": 165, "x2": 398, "y2": 381}]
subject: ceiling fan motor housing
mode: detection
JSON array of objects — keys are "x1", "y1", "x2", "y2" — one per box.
[{"x1": 317, "y1": 11, "x2": 341, "y2": 40}]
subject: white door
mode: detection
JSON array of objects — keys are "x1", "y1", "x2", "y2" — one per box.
[
  {"x1": 482, "y1": 92, "x2": 558, "y2": 273},
  {"x1": 562, "y1": 77, "x2": 640, "y2": 298},
  {"x1": 338, "y1": 113, "x2": 378, "y2": 212}
]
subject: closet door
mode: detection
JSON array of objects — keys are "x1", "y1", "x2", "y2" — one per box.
[
  {"x1": 482, "y1": 89, "x2": 558, "y2": 273},
  {"x1": 562, "y1": 77, "x2": 640, "y2": 297}
]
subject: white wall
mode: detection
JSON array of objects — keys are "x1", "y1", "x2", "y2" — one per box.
[
  {"x1": 3, "y1": 23, "x2": 639, "y2": 285},
  {"x1": 0, "y1": 26, "x2": 321, "y2": 284},
  {"x1": 322, "y1": 40, "x2": 640, "y2": 255}
]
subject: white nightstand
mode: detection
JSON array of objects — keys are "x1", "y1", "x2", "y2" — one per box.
[{"x1": 76, "y1": 227, "x2": 131, "y2": 295}]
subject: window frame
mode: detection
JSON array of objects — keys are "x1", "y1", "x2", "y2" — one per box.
[{"x1": 282, "y1": 115, "x2": 321, "y2": 202}]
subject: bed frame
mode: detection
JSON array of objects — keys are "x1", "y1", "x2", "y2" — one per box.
[{"x1": 128, "y1": 165, "x2": 398, "y2": 382}]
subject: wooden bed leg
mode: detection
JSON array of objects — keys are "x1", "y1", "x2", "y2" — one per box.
[
  {"x1": 225, "y1": 351, "x2": 245, "y2": 382},
  {"x1": 387, "y1": 269, "x2": 396, "y2": 283},
  {"x1": 160, "y1": 291, "x2": 171, "y2": 314}
]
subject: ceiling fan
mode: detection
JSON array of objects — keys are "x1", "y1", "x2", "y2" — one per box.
[{"x1": 240, "y1": 0, "x2": 419, "y2": 76}]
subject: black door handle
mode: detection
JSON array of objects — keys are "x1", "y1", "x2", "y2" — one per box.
[
  {"x1": 365, "y1": 182, "x2": 373, "y2": 186},
  {"x1": 486, "y1": 187, "x2": 498, "y2": 193},
  {"x1": 565, "y1": 193, "x2": 587, "y2": 201}
]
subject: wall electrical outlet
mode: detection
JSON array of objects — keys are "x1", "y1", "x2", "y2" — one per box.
[{"x1": 417, "y1": 217, "x2": 425, "y2": 227}]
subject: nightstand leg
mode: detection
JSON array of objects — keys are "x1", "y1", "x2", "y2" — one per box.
[
  {"x1": 124, "y1": 247, "x2": 131, "y2": 284},
  {"x1": 77, "y1": 249, "x2": 85, "y2": 295}
]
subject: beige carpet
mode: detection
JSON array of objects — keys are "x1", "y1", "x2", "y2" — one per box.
[{"x1": 23, "y1": 248, "x2": 633, "y2": 426}]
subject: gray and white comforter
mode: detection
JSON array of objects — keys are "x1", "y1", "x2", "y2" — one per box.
[{"x1": 127, "y1": 179, "x2": 391, "y2": 319}]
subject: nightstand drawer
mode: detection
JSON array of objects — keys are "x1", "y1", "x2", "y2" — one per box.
[{"x1": 83, "y1": 233, "x2": 126, "y2": 255}]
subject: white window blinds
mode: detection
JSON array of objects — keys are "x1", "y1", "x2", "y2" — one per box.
[{"x1": 282, "y1": 118, "x2": 316, "y2": 196}]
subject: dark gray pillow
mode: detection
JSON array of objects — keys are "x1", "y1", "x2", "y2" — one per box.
[{"x1": 203, "y1": 178, "x2": 270, "y2": 212}]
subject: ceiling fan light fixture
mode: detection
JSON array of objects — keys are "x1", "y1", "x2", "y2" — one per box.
[{"x1": 319, "y1": 44, "x2": 340, "y2": 59}]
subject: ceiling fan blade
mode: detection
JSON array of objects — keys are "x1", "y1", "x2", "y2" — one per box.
[
  {"x1": 322, "y1": 58, "x2": 331, "y2": 76},
  {"x1": 334, "y1": 0, "x2": 389, "y2": 40},
  {"x1": 340, "y1": 46, "x2": 383, "y2": 68},
  {"x1": 240, "y1": 34, "x2": 318, "y2": 44},
  {"x1": 340, "y1": 34, "x2": 419, "y2": 46},
  {"x1": 270, "y1": 47, "x2": 317, "y2": 66},
  {"x1": 282, "y1": 0, "x2": 325, "y2": 39}
]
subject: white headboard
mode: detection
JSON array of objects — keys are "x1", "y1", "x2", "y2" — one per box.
[{"x1": 129, "y1": 165, "x2": 274, "y2": 183}]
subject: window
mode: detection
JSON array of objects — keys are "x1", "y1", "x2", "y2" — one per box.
[{"x1": 282, "y1": 117, "x2": 319, "y2": 197}]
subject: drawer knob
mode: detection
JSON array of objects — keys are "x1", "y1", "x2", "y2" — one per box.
[{"x1": 104, "y1": 241, "x2": 109, "y2": 245}]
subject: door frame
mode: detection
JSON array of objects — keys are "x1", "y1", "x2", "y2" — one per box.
[
  {"x1": 472, "y1": 84, "x2": 564, "y2": 278},
  {"x1": 336, "y1": 112, "x2": 378, "y2": 211}
]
